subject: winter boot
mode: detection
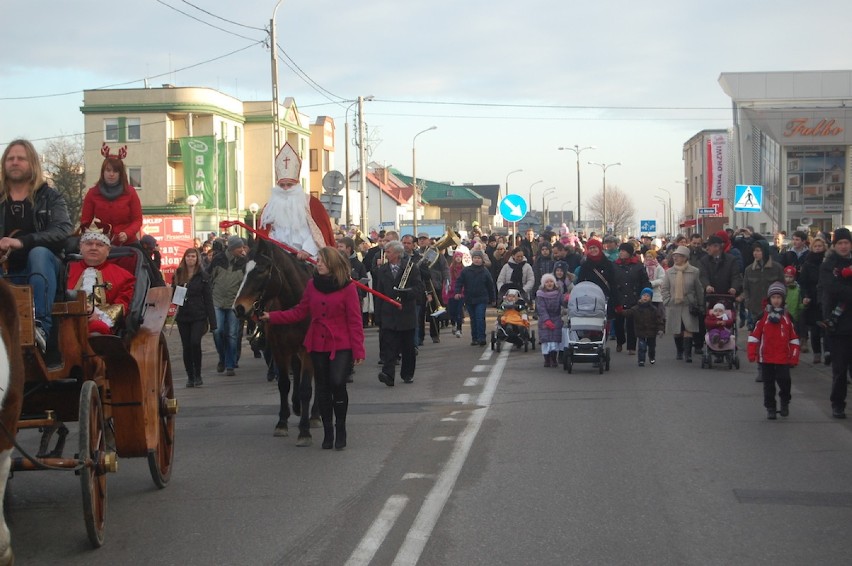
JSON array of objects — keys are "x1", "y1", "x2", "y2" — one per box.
[
  {"x1": 321, "y1": 422, "x2": 334, "y2": 449},
  {"x1": 334, "y1": 422, "x2": 347, "y2": 450},
  {"x1": 543, "y1": 354, "x2": 551, "y2": 367},
  {"x1": 185, "y1": 372, "x2": 195, "y2": 388},
  {"x1": 674, "y1": 336, "x2": 684, "y2": 360},
  {"x1": 683, "y1": 337, "x2": 693, "y2": 363},
  {"x1": 333, "y1": 397, "x2": 348, "y2": 450},
  {"x1": 195, "y1": 373, "x2": 203, "y2": 387},
  {"x1": 550, "y1": 352, "x2": 558, "y2": 367}
]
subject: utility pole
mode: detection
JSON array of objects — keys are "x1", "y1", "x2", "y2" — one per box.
[
  {"x1": 270, "y1": 1, "x2": 284, "y2": 152},
  {"x1": 358, "y1": 96, "x2": 368, "y2": 232}
]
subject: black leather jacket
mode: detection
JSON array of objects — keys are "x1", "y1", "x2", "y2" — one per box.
[{"x1": 0, "y1": 182, "x2": 72, "y2": 254}]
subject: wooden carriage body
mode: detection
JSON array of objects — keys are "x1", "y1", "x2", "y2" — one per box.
[{"x1": 9, "y1": 246, "x2": 176, "y2": 547}]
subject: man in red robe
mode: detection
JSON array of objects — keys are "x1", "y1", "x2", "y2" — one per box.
[
  {"x1": 68, "y1": 226, "x2": 135, "y2": 334},
  {"x1": 259, "y1": 141, "x2": 334, "y2": 260}
]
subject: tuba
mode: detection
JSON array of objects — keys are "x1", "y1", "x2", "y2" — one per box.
[{"x1": 419, "y1": 228, "x2": 458, "y2": 317}]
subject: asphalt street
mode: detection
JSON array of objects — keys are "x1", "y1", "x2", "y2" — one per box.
[{"x1": 6, "y1": 316, "x2": 852, "y2": 565}]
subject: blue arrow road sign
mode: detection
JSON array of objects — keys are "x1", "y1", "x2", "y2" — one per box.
[
  {"x1": 640, "y1": 219, "x2": 657, "y2": 233},
  {"x1": 499, "y1": 194, "x2": 528, "y2": 222},
  {"x1": 734, "y1": 185, "x2": 762, "y2": 212}
]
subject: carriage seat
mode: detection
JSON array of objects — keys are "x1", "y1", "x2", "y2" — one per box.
[{"x1": 63, "y1": 246, "x2": 151, "y2": 337}]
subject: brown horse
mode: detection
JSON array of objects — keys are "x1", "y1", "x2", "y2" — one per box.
[
  {"x1": 0, "y1": 279, "x2": 24, "y2": 565},
  {"x1": 233, "y1": 238, "x2": 319, "y2": 445}
]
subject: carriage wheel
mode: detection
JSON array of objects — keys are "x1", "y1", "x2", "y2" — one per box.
[
  {"x1": 490, "y1": 331, "x2": 495, "y2": 350},
  {"x1": 79, "y1": 380, "x2": 107, "y2": 548},
  {"x1": 148, "y1": 335, "x2": 176, "y2": 489}
]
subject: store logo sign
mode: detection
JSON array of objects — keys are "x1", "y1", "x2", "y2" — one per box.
[{"x1": 783, "y1": 118, "x2": 844, "y2": 137}]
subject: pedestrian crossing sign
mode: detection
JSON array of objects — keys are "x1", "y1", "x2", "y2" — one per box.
[{"x1": 734, "y1": 185, "x2": 762, "y2": 213}]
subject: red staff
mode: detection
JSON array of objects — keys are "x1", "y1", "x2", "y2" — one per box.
[{"x1": 219, "y1": 220, "x2": 401, "y2": 309}]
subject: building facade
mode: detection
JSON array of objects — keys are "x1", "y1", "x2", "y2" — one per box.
[{"x1": 718, "y1": 71, "x2": 852, "y2": 235}]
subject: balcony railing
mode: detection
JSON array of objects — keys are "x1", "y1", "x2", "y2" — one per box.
[
  {"x1": 168, "y1": 185, "x2": 187, "y2": 204},
  {"x1": 168, "y1": 139, "x2": 182, "y2": 162}
]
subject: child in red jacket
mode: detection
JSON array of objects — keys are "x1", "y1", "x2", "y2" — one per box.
[{"x1": 747, "y1": 281, "x2": 800, "y2": 420}]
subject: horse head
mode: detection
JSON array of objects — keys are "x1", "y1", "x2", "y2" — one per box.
[{"x1": 233, "y1": 238, "x2": 311, "y2": 319}]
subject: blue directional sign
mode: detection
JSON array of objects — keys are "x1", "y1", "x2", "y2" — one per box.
[
  {"x1": 734, "y1": 185, "x2": 762, "y2": 213},
  {"x1": 640, "y1": 219, "x2": 657, "y2": 233},
  {"x1": 499, "y1": 194, "x2": 528, "y2": 222}
]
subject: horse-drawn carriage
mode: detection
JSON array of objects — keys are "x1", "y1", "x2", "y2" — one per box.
[{"x1": 0, "y1": 246, "x2": 176, "y2": 559}]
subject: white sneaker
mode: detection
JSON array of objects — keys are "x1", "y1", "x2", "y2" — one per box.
[
  {"x1": 454, "y1": 330, "x2": 461, "y2": 338},
  {"x1": 35, "y1": 325, "x2": 48, "y2": 353}
]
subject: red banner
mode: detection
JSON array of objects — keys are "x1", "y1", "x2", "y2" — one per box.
[
  {"x1": 707, "y1": 135, "x2": 727, "y2": 215},
  {"x1": 141, "y1": 216, "x2": 194, "y2": 284}
]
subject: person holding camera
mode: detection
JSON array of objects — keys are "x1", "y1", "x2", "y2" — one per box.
[{"x1": 661, "y1": 245, "x2": 705, "y2": 362}]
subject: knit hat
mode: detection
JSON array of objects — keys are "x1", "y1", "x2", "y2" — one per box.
[
  {"x1": 560, "y1": 223, "x2": 569, "y2": 236},
  {"x1": 539, "y1": 241, "x2": 552, "y2": 251},
  {"x1": 640, "y1": 287, "x2": 653, "y2": 298},
  {"x1": 553, "y1": 260, "x2": 569, "y2": 274},
  {"x1": 783, "y1": 265, "x2": 797, "y2": 278},
  {"x1": 505, "y1": 288, "x2": 520, "y2": 296},
  {"x1": 618, "y1": 242, "x2": 635, "y2": 255},
  {"x1": 833, "y1": 227, "x2": 852, "y2": 244},
  {"x1": 713, "y1": 303, "x2": 725, "y2": 313},
  {"x1": 227, "y1": 235, "x2": 245, "y2": 251},
  {"x1": 140, "y1": 234, "x2": 157, "y2": 248},
  {"x1": 540, "y1": 273, "x2": 557, "y2": 287},
  {"x1": 470, "y1": 249, "x2": 485, "y2": 260},
  {"x1": 585, "y1": 238, "x2": 602, "y2": 257},
  {"x1": 644, "y1": 249, "x2": 657, "y2": 259},
  {"x1": 767, "y1": 281, "x2": 787, "y2": 298},
  {"x1": 714, "y1": 230, "x2": 731, "y2": 250}
]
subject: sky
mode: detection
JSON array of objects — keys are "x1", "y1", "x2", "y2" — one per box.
[{"x1": 3, "y1": 0, "x2": 852, "y2": 233}]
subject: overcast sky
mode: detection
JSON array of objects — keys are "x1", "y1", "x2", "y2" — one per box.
[{"x1": 3, "y1": 0, "x2": 851, "y2": 231}]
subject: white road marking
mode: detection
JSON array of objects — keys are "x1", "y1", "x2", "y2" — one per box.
[
  {"x1": 402, "y1": 473, "x2": 436, "y2": 480},
  {"x1": 440, "y1": 417, "x2": 459, "y2": 422},
  {"x1": 453, "y1": 394, "x2": 470, "y2": 404},
  {"x1": 471, "y1": 365, "x2": 489, "y2": 372},
  {"x1": 432, "y1": 436, "x2": 454, "y2": 442},
  {"x1": 345, "y1": 495, "x2": 409, "y2": 566},
  {"x1": 463, "y1": 377, "x2": 479, "y2": 387},
  {"x1": 392, "y1": 349, "x2": 510, "y2": 566},
  {"x1": 479, "y1": 350, "x2": 493, "y2": 361}
]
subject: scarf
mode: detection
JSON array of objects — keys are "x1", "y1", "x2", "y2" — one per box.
[
  {"x1": 313, "y1": 273, "x2": 349, "y2": 294},
  {"x1": 510, "y1": 261, "x2": 526, "y2": 287},
  {"x1": 766, "y1": 305, "x2": 785, "y2": 324},
  {"x1": 672, "y1": 262, "x2": 688, "y2": 304},
  {"x1": 644, "y1": 257, "x2": 658, "y2": 281},
  {"x1": 99, "y1": 180, "x2": 124, "y2": 201}
]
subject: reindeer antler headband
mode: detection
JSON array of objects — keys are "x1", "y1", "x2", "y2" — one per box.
[{"x1": 101, "y1": 142, "x2": 128, "y2": 160}]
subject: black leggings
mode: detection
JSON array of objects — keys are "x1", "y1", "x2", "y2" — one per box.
[
  {"x1": 310, "y1": 350, "x2": 352, "y2": 426},
  {"x1": 178, "y1": 319, "x2": 208, "y2": 378}
]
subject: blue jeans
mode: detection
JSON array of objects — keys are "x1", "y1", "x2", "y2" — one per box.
[
  {"x1": 466, "y1": 302, "x2": 487, "y2": 343},
  {"x1": 213, "y1": 307, "x2": 240, "y2": 369},
  {"x1": 447, "y1": 298, "x2": 464, "y2": 330},
  {"x1": 3, "y1": 246, "x2": 60, "y2": 336}
]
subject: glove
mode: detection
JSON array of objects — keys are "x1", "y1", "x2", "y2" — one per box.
[
  {"x1": 657, "y1": 330, "x2": 663, "y2": 337},
  {"x1": 544, "y1": 319, "x2": 555, "y2": 330},
  {"x1": 615, "y1": 305, "x2": 624, "y2": 314},
  {"x1": 563, "y1": 293, "x2": 571, "y2": 303},
  {"x1": 841, "y1": 267, "x2": 852, "y2": 279}
]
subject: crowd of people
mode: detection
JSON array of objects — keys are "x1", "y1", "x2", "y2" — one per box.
[{"x1": 3, "y1": 136, "x2": 852, "y2": 449}]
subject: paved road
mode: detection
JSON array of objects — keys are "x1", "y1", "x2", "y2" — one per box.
[{"x1": 8, "y1": 319, "x2": 852, "y2": 565}]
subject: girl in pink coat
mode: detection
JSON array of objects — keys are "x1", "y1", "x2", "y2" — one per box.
[{"x1": 261, "y1": 247, "x2": 365, "y2": 450}]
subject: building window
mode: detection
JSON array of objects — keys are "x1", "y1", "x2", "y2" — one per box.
[
  {"x1": 310, "y1": 149, "x2": 318, "y2": 171},
  {"x1": 128, "y1": 167, "x2": 142, "y2": 190},
  {"x1": 105, "y1": 119, "x2": 119, "y2": 142},
  {"x1": 323, "y1": 149, "x2": 330, "y2": 171},
  {"x1": 126, "y1": 118, "x2": 141, "y2": 141}
]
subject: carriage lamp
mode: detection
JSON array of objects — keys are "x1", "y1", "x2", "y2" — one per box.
[{"x1": 103, "y1": 451, "x2": 119, "y2": 474}]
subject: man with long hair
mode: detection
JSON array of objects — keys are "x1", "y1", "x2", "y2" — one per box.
[{"x1": 0, "y1": 139, "x2": 73, "y2": 352}]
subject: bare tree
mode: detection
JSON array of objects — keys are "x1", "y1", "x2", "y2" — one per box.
[
  {"x1": 586, "y1": 185, "x2": 636, "y2": 236},
  {"x1": 42, "y1": 136, "x2": 86, "y2": 226}
]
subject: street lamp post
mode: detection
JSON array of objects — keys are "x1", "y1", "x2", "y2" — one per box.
[
  {"x1": 542, "y1": 187, "x2": 556, "y2": 229},
  {"x1": 558, "y1": 145, "x2": 595, "y2": 230},
  {"x1": 523, "y1": 180, "x2": 542, "y2": 237},
  {"x1": 503, "y1": 168, "x2": 523, "y2": 202},
  {"x1": 249, "y1": 202, "x2": 260, "y2": 229},
  {"x1": 345, "y1": 96, "x2": 373, "y2": 228},
  {"x1": 412, "y1": 126, "x2": 437, "y2": 234},
  {"x1": 588, "y1": 161, "x2": 621, "y2": 233},
  {"x1": 545, "y1": 195, "x2": 559, "y2": 227},
  {"x1": 657, "y1": 187, "x2": 673, "y2": 236},
  {"x1": 654, "y1": 196, "x2": 667, "y2": 235},
  {"x1": 560, "y1": 200, "x2": 572, "y2": 225},
  {"x1": 186, "y1": 194, "x2": 199, "y2": 242}
]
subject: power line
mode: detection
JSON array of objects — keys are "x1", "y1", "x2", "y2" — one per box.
[
  {"x1": 0, "y1": 41, "x2": 264, "y2": 101},
  {"x1": 374, "y1": 98, "x2": 731, "y2": 112},
  {"x1": 178, "y1": 0, "x2": 265, "y2": 31},
  {"x1": 152, "y1": 0, "x2": 263, "y2": 42},
  {"x1": 275, "y1": 44, "x2": 348, "y2": 107}
]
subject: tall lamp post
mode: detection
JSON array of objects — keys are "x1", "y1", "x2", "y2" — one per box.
[
  {"x1": 345, "y1": 96, "x2": 373, "y2": 228},
  {"x1": 542, "y1": 187, "x2": 556, "y2": 229},
  {"x1": 524, "y1": 180, "x2": 542, "y2": 237},
  {"x1": 558, "y1": 145, "x2": 595, "y2": 230},
  {"x1": 504, "y1": 168, "x2": 523, "y2": 201},
  {"x1": 412, "y1": 126, "x2": 437, "y2": 234},
  {"x1": 560, "y1": 200, "x2": 572, "y2": 226},
  {"x1": 654, "y1": 196, "x2": 667, "y2": 235},
  {"x1": 545, "y1": 195, "x2": 559, "y2": 227},
  {"x1": 657, "y1": 187, "x2": 673, "y2": 236},
  {"x1": 588, "y1": 161, "x2": 621, "y2": 233},
  {"x1": 249, "y1": 202, "x2": 260, "y2": 229},
  {"x1": 186, "y1": 194, "x2": 199, "y2": 242}
]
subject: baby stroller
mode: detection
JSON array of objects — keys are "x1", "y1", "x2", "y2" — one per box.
[
  {"x1": 701, "y1": 293, "x2": 741, "y2": 370},
  {"x1": 562, "y1": 281, "x2": 611, "y2": 374},
  {"x1": 491, "y1": 290, "x2": 536, "y2": 352}
]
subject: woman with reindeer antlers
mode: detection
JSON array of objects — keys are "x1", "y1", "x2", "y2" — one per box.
[{"x1": 79, "y1": 143, "x2": 143, "y2": 246}]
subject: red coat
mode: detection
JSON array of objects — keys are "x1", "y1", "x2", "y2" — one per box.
[
  {"x1": 747, "y1": 310, "x2": 800, "y2": 366},
  {"x1": 80, "y1": 184, "x2": 143, "y2": 245},
  {"x1": 704, "y1": 311, "x2": 733, "y2": 329},
  {"x1": 267, "y1": 279, "x2": 365, "y2": 360},
  {"x1": 68, "y1": 260, "x2": 136, "y2": 334}
]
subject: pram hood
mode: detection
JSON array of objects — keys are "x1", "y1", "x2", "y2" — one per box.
[{"x1": 568, "y1": 281, "x2": 607, "y2": 319}]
